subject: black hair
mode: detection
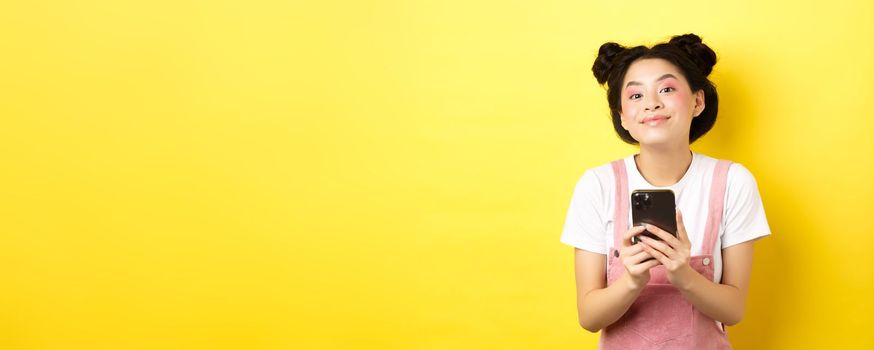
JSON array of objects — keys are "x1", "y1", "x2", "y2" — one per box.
[{"x1": 591, "y1": 33, "x2": 718, "y2": 145}]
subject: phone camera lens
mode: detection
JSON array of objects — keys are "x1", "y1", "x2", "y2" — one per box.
[{"x1": 642, "y1": 193, "x2": 652, "y2": 208}]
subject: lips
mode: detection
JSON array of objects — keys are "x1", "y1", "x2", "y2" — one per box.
[{"x1": 641, "y1": 115, "x2": 669, "y2": 124}]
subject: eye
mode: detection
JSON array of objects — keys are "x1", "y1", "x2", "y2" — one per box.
[
  {"x1": 628, "y1": 93, "x2": 642, "y2": 100},
  {"x1": 659, "y1": 87, "x2": 675, "y2": 93}
]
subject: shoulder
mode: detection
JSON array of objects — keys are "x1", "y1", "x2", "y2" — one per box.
[
  {"x1": 718, "y1": 159, "x2": 765, "y2": 204},
  {"x1": 568, "y1": 157, "x2": 628, "y2": 202},
  {"x1": 726, "y1": 162, "x2": 760, "y2": 189},
  {"x1": 573, "y1": 158, "x2": 626, "y2": 191},
  {"x1": 694, "y1": 153, "x2": 760, "y2": 186}
]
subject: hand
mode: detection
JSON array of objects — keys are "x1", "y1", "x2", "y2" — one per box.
[
  {"x1": 638, "y1": 209, "x2": 695, "y2": 288},
  {"x1": 619, "y1": 225, "x2": 661, "y2": 290}
]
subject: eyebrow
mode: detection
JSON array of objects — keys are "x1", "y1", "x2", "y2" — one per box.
[{"x1": 625, "y1": 74, "x2": 678, "y2": 88}]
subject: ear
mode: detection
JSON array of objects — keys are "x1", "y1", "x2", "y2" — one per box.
[{"x1": 692, "y1": 90, "x2": 705, "y2": 117}]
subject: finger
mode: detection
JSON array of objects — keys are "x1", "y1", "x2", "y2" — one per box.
[
  {"x1": 624, "y1": 250, "x2": 654, "y2": 265},
  {"x1": 639, "y1": 257, "x2": 662, "y2": 270},
  {"x1": 622, "y1": 225, "x2": 647, "y2": 248},
  {"x1": 630, "y1": 258, "x2": 661, "y2": 275},
  {"x1": 640, "y1": 241, "x2": 671, "y2": 266},
  {"x1": 644, "y1": 223, "x2": 682, "y2": 248},
  {"x1": 676, "y1": 209, "x2": 689, "y2": 243},
  {"x1": 639, "y1": 235, "x2": 676, "y2": 259},
  {"x1": 623, "y1": 225, "x2": 647, "y2": 244},
  {"x1": 619, "y1": 243, "x2": 644, "y2": 258}
]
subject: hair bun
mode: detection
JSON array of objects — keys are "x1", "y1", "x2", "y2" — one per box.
[
  {"x1": 592, "y1": 42, "x2": 626, "y2": 84},
  {"x1": 668, "y1": 33, "x2": 717, "y2": 76}
]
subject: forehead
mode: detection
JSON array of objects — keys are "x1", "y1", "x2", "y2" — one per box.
[{"x1": 622, "y1": 58, "x2": 687, "y2": 86}]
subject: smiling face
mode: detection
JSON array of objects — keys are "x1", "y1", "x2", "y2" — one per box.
[{"x1": 619, "y1": 58, "x2": 706, "y2": 147}]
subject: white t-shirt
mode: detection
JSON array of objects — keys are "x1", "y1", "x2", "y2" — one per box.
[{"x1": 560, "y1": 152, "x2": 771, "y2": 283}]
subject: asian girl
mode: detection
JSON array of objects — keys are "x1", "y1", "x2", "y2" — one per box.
[{"x1": 560, "y1": 33, "x2": 771, "y2": 349}]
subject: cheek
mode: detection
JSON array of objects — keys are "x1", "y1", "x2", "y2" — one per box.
[
  {"x1": 620, "y1": 101, "x2": 638, "y2": 119},
  {"x1": 665, "y1": 93, "x2": 692, "y2": 109}
]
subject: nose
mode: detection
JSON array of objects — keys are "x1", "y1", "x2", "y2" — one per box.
[{"x1": 644, "y1": 93, "x2": 663, "y2": 111}]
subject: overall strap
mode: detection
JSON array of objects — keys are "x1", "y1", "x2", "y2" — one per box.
[
  {"x1": 701, "y1": 160, "x2": 733, "y2": 256},
  {"x1": 610, "y1": 159, "x2": 629, "y2": 248}
]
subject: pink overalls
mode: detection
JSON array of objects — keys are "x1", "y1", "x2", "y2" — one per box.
[{"x1": 599, "y1": 159, "x2": 733, "y2": 350}]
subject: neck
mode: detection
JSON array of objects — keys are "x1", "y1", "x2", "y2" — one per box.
[{"x1": 634, "y1": 144, "x2": 693, "y2": 187}]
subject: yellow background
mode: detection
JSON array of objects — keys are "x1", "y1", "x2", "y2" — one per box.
[{"x1": 1, "y1": 0, "x2": 872, "y2": 349}]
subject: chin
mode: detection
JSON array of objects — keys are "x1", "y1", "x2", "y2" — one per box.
[{"x1": 630, "y1": 133, "x2": 672, "y2": 146}]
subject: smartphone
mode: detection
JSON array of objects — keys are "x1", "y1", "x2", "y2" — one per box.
[{"x1": 630, "y1": 189, "x2": 678, "y2": 244}]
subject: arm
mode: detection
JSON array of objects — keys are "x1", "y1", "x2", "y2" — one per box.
[
  {"x1": 672, "y1": 241, "x2": 754, "y2": 325},
  {"x1": 573, "y1": 249, "x2": 639, "y2": 332},
  {"x1": 639, "y1": 210, "x2": 756, "y2": 326},
  {"x1": 574, "y1": 226, "x2": 659, "y2": 332}
]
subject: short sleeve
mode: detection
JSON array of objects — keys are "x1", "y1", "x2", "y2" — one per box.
[
  {"x1": 721, "y1": 163, "x2": 771, "y2": 248},
  {"x1": 560, "y1": 170, "x2": 609, "y2": 254}
]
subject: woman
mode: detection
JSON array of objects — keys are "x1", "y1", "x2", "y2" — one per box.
[{"x1": 560, "y1": 34, "x2": 771, "y2": 349}]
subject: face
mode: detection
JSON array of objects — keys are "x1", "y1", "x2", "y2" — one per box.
[{"x1": 618, "y1": 58, "x2": 705, "y2": 147}]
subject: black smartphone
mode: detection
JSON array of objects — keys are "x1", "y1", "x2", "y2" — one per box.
[{"x1": 630, "y1": 189, "x2": 678, "y2": 244}]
